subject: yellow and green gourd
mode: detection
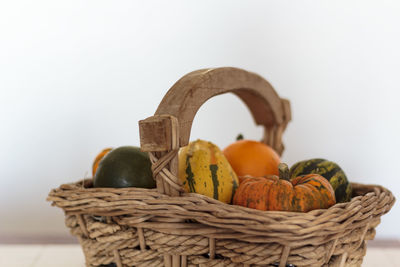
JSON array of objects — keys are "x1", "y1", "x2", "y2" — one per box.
[
  {"x1": 289, "y1": 158, "x2": 352, "y2": 203},
  {"x1": 178, "y1": 139, "x2": 239, "y2": 204}
]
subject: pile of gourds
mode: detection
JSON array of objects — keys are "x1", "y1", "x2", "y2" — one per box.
[
  {"x1": 178, "y1": 138, "x2": 352, "y2": 212},
  {"x1": 91, "y1": 137, "x2": 352, "y2": 213}
]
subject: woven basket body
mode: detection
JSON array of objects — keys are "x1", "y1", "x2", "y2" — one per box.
[{"x1": 48, "y1": 68, "x2": 395, "y2": 267}]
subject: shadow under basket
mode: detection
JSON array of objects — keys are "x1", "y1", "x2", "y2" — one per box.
[{"x1": 48, "y1": 68, "x2": 395, "y2": 267}]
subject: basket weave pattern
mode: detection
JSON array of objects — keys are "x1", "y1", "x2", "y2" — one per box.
[
  {"x1": 48, "y1": 68, "x2": 395, "y2": 267},
  {"x1": 49, "y1": 181, "x2": 393, "y2": 267}
]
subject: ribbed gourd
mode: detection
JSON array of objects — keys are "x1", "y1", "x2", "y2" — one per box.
[
  {"x1": 233, "y1": 163, "x2": 336, "y2": 212},
  {"x1": 289, "y1": 158, "x2": 352, "y2": 203},
  {"x1": 178, "y1": 139, "x2": 239, "y2": 204}
]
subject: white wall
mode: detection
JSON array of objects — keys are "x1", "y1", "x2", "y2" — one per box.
[{"x1": 0, "y1": 0, "x2": 399, "y2": 240}]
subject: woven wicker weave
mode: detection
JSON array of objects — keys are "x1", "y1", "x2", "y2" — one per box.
[{"x1": 48, "y1": 67, "x2": 395, "y2": 267}]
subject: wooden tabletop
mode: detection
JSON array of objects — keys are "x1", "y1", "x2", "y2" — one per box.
[{"x1": 1, "y1": 244, "x2": 399, "y2": 267}]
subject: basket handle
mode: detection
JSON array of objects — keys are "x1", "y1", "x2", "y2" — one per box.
[{"x1": 139, "y1": 67, "x2": 291, "y2": 196}]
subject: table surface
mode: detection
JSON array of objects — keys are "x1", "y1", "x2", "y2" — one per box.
[{"x1": 1, "y1": 244, "x2": 399, "y2": 267}]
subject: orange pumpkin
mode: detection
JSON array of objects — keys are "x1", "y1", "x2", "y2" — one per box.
[
  {"x1": 223, "y1": 139, "x2": 280, "y2": 177},
  {"x1": 92, "y1": 148, "x2": 112, "y2": 177},
  {"x1": 233, "y1": 163, "x2": 336, "y2": 212}
]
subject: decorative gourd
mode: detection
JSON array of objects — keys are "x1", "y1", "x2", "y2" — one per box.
[
  {"x1": 233, "y1": 163, "x2": 336, "y2": 212},
  {"x1": 178, "y1": 139, "x2": 239, "y2": 204},
  {"x1": 223, "y1": 139, "x2": 280, "y2": 177},
  {"x1": 92, "y1": 148, "x2": 112, "y2": 177},
  {"x1": 94, "y1": 146, "x2": 156, "y2": 188},
  {"x1": 289, "y1": 158, "x2": 352, "y2": 203}
]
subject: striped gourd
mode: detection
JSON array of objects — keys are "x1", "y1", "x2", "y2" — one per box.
[
  {"x1": 178, "y1": 139, "x2": 239, "y2": 204},
  {"x1": 289, "y1": 158, "x2": 352, "y2": 203}
]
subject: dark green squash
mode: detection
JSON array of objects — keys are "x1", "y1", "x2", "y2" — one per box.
[
  {"x1": 289, "y1": 158, "x2": 352, "y2": 203},
  {"x1": 94, "y1": 146, "x2": 156, "y2": 189}
]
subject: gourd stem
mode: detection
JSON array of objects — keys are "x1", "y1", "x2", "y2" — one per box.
[
  {"x1": 236, "y1": 134, "x2": 244, "y2": 141},
  {"x1": 278, "y1": 163, "x2": 290, "y2": 181}
]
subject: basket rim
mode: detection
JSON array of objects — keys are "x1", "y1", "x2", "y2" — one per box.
[{"x1": 47, "y1": 179, "x2": 395, "y2": 241}]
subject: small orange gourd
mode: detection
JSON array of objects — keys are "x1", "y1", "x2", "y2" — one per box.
[
  {"x1": 233, "y1": 163, "x2": 336, "y2": 212},
  {"x1": 223, "y1": 138, "x2": 280, "y2": 177},
  {"x1": 92, "y1": 148, "x2": 112, "y2": 176}
]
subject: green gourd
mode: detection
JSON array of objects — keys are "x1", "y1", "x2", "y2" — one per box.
[
  {"x1": 94, "y1": 146, "x2": 156, "y2": 189},
  {"x1": 290, "y1": 158, "x2": 352, "y2": 203}
]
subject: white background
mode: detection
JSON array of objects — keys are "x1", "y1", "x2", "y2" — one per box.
[{"x1": 0, "y1": 0, "x2": 399, "y2": 240}]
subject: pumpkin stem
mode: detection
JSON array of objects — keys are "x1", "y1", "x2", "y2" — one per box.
[
  {"x1": 236, "y1": 134, "x2": 244, "y2": 141},
  {"x1": 278, "y1": 163, "x2": 290, "y2": 181}
]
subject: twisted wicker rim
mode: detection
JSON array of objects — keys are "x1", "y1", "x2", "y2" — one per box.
[{"x1": 48, "y1": 180, "x2": 395, "y2": 246}]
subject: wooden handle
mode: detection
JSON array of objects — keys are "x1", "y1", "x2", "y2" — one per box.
[{"x1": 139, "y1": 67, "x2": 291, "y2": 196}]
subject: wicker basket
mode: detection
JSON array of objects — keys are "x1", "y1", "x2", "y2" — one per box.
[{"x1": 48, "y1": 67, "x2": 395, "y2": 267}]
